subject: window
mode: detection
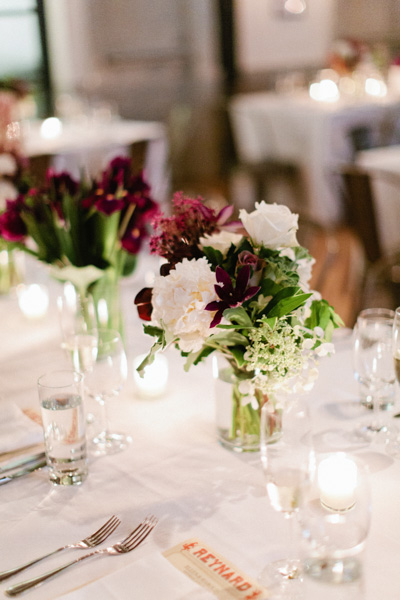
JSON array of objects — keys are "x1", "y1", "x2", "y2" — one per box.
[{"x1": 0, "y1": 0, "x2": 52, "y2": 116}]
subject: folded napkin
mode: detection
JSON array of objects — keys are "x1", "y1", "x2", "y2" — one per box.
[{"x1": 0, "y1": 401, "x2": 43, "y2": 455}]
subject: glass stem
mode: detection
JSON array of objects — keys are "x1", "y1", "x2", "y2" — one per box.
[
  {"x1": 97, "y1": 395, "x2": 110, "y2": 439},
  {"x1": 284, "y1": 512, "x2": 297, "y2": 560}
]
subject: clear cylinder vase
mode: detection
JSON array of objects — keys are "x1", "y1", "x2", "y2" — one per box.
[
  {"x1": 88, "y1": 268, "x2": 124, "y2": 338},
  {"x1": 213, "y1": 354, "x2": 282, "y2": 452},
  {"x1": 0, "y1": 247, "x2": 24, "y2": 294}
]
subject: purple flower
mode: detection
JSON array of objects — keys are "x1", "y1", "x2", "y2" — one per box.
[
  {"x1": 0, "y1": 196, "x2": 27, "y2": 242},
  {"x1": 205, "y1": 265, "x2": 260, "y2": 327}
]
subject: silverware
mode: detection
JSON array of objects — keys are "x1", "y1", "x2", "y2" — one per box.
[
  {"x1": 5, "y1": 515, "x2": 158, "y2": 596},
  {"x1": 0, "y1": 452, "x2": 46, "y2": 475},
  {"x1": 0, "y1": 458, "x2": 47, "y2": 486},
  {"x1": 0, "y1": 515, "x2": 121, "y2": 582}
]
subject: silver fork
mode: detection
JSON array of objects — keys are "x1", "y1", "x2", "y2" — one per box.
[
  {"x1": 5, "y1": 515, "x2": 158, "y2": 597},
  {"x1": 0, "y1": 515, "x2": 120, "y2": 582}
]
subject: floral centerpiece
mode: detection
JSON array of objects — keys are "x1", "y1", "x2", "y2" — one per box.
[
  {"x1": 0, "y1": 156, "x2": 158, "y2": 331},
  {"x1": 135, "y1": 195, "x2": 342, "y2": 451}
]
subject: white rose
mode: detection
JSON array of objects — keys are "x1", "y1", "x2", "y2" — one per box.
[
  {"x1": 239, "y1": 201, "x2": 298, "y2": 249},
  {"x1": 0, "y1": 180, "x2": 17, "y2": 211},
  {"x1": 199, "y1": 230, "x2": 243, "y2": 256},
  {"x1": 151, "y1": 257, "x2": 218, "y2": 353}
]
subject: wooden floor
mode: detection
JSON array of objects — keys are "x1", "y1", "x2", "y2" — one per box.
[{"x1": 305, "y1": 225, "x2": 366, "y2": 329}]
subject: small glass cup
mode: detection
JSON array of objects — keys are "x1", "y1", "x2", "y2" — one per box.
[
  {"x1": 37, "y1": 370, "x2": 88, "y2": 486},
  {"x1": 300, "y1": 452, "x2": 371, "y2": 585}
]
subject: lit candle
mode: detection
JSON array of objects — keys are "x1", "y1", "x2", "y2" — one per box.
[
  {"x1": 318, "y1": 454, "x2": 357, "y2": 512},
  {"x1": 40, "y1": 117, "x2": 63, "y2": 139},
  {"x1": 133, "y1": 353, "x2": 169, "y2": 398},
  {"x1": 17, "y1": 284, "x2": 49, "y2": 320}
]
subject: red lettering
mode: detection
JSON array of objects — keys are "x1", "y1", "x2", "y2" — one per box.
[
  {"x1": 200, "y1": 553, "x2": 216, "y2": 564},
  {"x1": 237, "y1": 582, "x2": 251, "y2": 591},
  {"x1": 214, "y1": 564, "x2": 230, "y2": 575},
  {"x1": 192, "y1": 548, "x2": 208, "y2": 558},
  {"x1": 221, "y1": 570, "x2": 235, "y2": 580},
  {"x1": 229, "y1": 575, "x2": 244, "y2": 586},
  {"x1": 245, "y1": 591, "x2": 262, "y2": 599},
  {"x1": 210, "y1": 558, "x2": 223, "y2": 568}
]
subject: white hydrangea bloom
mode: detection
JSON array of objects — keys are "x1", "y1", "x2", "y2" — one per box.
[{"x1": 151, "y1": 257, "x2": 218, "y2": 353}]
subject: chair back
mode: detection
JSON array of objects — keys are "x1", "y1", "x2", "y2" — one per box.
[{"x1": 340, "y1": 165, "x2": 382, "y2": 263}]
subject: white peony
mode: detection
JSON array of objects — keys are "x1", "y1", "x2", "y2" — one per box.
[
  {"x1": 199, "y1": 230, "x2": 243, "y2": 256},
  {"x1": 151, "y1": 257, "x2": 218, "y2": 353},
  {"x1": 239, "y1": 201, "x2": 299, "y2": 249}
]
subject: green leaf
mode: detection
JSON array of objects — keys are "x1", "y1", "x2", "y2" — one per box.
[
  {"x1": 184, "y1": 345, "x2": 215, "y2": 371},
  {"x1": 267, "y1": 292, "x2": 312, "y2": 318},
  {"x1": 223, "y1": 307, "x2": 253, "y2": 328},
  {"x1": 206, "y1": 330, "x2": 249, "y2": 347},
  {"x1": 230, "y1": 345, "x2": 247, "y2": 368},
  {"x1": 202, "y1": 246, "x2": 223, "y2": 267}
]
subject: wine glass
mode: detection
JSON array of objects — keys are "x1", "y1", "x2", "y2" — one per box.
[
  {"x1": 57, "y1": 283, "x2": 98, "y2": 374},
  {"x1": 259, "y1": 395, "x2": 315, "y2": 592},
  {"x1": 353, "y1": 308, "x2": 396, "y2": 441},
  {"x1": 84, "y1": 328, "x2": 131, "y2": 454}
]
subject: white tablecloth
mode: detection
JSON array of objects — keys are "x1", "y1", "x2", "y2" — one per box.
[
  {"x1": 21, "y1": 119, "x2": 170, "y2": 206},
  {"x1": 357, "y1": 145, "x2": 400, "y2": 255},
  {"x1": 1, "y1": 256, "x2": 400, "y2": 599},
  {"x1": 229, "y1": 91, "x2": 400, "y2": 226}
]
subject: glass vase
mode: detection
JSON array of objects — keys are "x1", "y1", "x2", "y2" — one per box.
[
  {"x1": 213, "y1": 354, "x2": 282, "y2": 452},
  {"x1": 0, "y1": 247, "x2": 24, "y2": 294},
  {"x1": 88, "y1": 268, "x2": 124, "y2": 338}
]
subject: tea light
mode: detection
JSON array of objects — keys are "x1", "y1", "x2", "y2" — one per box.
[
  {"x1": 40, "y1": 117, "x2": 63, "y2": 139},
  {"x1": 133, "y1": 353, "x2": 169, "y2": 398},
  {"x1": 318, "y1": 454, "x2": 357, "y2": 512},
  {"x1": 17, "y1": 284, "x2": 49, "y2": 320},
  {"x1": 309, "y1": 79, "x2": 340, "y2": 102}
]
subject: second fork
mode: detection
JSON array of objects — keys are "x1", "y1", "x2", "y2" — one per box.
[{"x1": 0, "y1": 515, "x2": 120, "y2": 582}]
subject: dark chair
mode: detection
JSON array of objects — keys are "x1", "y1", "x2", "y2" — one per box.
[
  {"x1": 28, "y1": 153, "x2": 52, "y2": 186},
  {"x1": 340, "y1": 164, "x2": 400, "y2": 312}
]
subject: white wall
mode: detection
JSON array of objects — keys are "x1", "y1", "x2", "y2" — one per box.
[{"x1": 235, "y1": 0, "x2": 336, "y2": 73}]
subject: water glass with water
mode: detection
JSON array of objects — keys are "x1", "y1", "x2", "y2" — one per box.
[{"x1": 37, "y1": 369, "x2": 88, "y2": 486}]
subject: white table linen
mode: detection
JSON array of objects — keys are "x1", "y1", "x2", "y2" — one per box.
[
  {"x1": 21, "y1": 119, "x2": 170, "y2": 206},
  {"x1": 229, "y1": 91, "x2": 400, "y2": 226},
  {"x1": 0, "y1": 256, "x2": 400, "y2": 599},
  {"x1": 356, "y1": 145, "x2": 400, "y2": 255}
]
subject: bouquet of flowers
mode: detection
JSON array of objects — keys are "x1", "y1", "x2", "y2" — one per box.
[
  {"x1": 0, "y1": 156, "x2": 158, "y2": 292},
  {"x1": 135, "y1": 195, "x2": 342, "y2": 449}
]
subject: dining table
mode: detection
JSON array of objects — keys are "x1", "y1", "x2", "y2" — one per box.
[
  {"x1": 20, "y1": 117, "x2": 170, "y2": 206},
  {"x1": 1, "y1": 252, "x2": 400, "y2": 600},
  {"x1": 229, "y1": 90, "x2": 400, "y2": 227}
]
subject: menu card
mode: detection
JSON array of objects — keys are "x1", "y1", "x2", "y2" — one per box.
[{"x1": 163, "y1": 537, "x2": 269, "y2": 599}]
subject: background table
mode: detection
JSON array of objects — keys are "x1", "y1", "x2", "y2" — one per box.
[
  {"x1": 356, "y1": 144, "x2": 400, "y2": 256},
  {"x1": 229, "y1": 91, "x2": 400, "y2": 226},
  {"x1": 0, "y1": 254, "x2": 399, "y2": 599},
  {"x1": 21, "y1": 118, "x2": 170, "y2": 206}
]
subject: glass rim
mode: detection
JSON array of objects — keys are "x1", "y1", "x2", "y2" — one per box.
[
  {"x1": 37, "y1": 369, "x2": 83, "y2": 389},
  {"x1": 357, "y1": 307, "x2": 395, "y2": 322}
]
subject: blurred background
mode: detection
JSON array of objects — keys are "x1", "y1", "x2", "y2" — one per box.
[{"x1": 2, "y1": 0, "x2": 400, "y2": 326}]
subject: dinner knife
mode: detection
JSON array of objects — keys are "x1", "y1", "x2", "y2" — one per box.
[
  {"x1": 0, "y1": 458, "x2": 47, "y2": 486},
  {"x1": 0, "y1": 451, "x2": 46, "y2": 475}
]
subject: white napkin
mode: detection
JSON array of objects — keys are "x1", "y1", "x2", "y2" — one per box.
[{"x1": 0, "y1": 401, "x2": 43, "y2": 454}]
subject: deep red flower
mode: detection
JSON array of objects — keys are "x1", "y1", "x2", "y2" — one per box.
[
  {"x1": 0, "y1": 196, "x2": 27, "y2": 242},
  {"x1": 205, "y1": 265, "x2": 260, "y2": 327},
  {"x1": 134, "y1": 287, "x2": 153, "y2": 321}
]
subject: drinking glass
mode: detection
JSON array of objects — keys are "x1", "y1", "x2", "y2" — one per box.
[
  {"x1": 37, "y1": 369, "x2": 88, "y2": 486},
  {"x1": 300, "y1": 452, "x2": 371, "y2": 586},
  {"x1": 84, "y1": 329, "x2": 130, "y2": 454},
  {"x1": 57, "y1": 283, "x2": 98, "y2": 374},
  {"x1": 259, "y1": 395, "x2": 315, "y2": 592},
  {"x1": 353, "y1": 308, "x2": 396, "y2": 440}
]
